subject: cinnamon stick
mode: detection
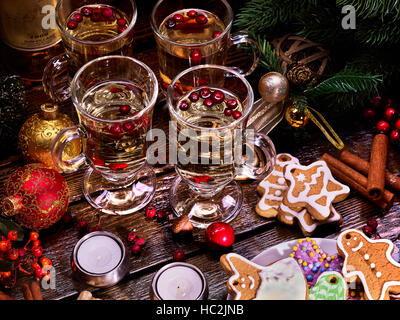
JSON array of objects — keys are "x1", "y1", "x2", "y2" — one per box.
[
  {"x1": 367, "y1": 134, "x2": 389, "y2": 200},
  {"x1": 340, "y1": 150, "x2": 400, "y2": 193},
  {"x1": 321, "y1": 153, "x2": 393, "y2": 210}
]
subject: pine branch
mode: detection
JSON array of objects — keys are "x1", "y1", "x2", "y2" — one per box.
[
  {"x1": 355, "y1": 19, "x2": 400, "y2": 46},
  {"x1": 306, "y1": 70, "x2": 382, "y2": 98},
  {"x1": 257, "y1": 35, "x2": 282, "y2": 72},
  {"x1": 336, "y1": 0, "x2": 400, "y2": 19}
]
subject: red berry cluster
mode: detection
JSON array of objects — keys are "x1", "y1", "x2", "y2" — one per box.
[
  {"x1": 173, "y1": 250, "x2": 185, "y2": 261},
  {"x1": 179, "y1": 88, "x2": 243, "y2": 120},
  {"x1": 75, "y1": 218, "x2": 102, "y2": 235},
  {"x1": 67, "y1": 6, "x2": 128, "y2": 34},
  {"x1": 164, "y1": 10, "x2": 211, "y2": 30},
  {"x1": 362, "y1": 218, "x2": 380, "y2": 238},
  {"x1": 0, "y1": 231, "x2": 53, "y2": 285},
  {"x1": 363, "y1": 96, "x2": 400, "y2": 145},
  {"x1": 145, "y1": 206, "x2": 168, "y2": 221},
  {"x1": 127, "y1": 231, "x2": 145, "y2": 254}
]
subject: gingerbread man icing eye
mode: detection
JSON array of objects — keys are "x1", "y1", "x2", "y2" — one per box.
[{"x1": 343, "y1": 232, "x2": 364, "y2": 251}]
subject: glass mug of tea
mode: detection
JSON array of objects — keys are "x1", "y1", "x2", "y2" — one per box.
[
  {"x1": 150, "y1": 0, "x2": 259, "y2": 91},
  {"x1": 43, "y1": 0, "x2": 137, "y2": 103},
  {"x1": 52, "y1": 56, "x2": 159, "y2": 215},
  {"x1": 167, "y1": 65, "x2": 276, "y2": 228}
]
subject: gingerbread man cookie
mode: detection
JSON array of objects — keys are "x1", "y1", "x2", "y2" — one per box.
[
  {"x1": 256, "y1": 153, "x2": 300, "y2": 218},
  {"x1": 283, "y1": 160, "x2": 350, "y2": 220},
  {"x1": 220, "y1": 253, "x2": 308, "y2": 300},
  {"x1": 337, "y1": 228, "x2": 400, "y2": 300}
]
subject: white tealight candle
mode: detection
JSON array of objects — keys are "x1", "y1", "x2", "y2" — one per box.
[
  {"x1": 155, "y1": 265, "x2": 205, "y2": 300},
  {"x1": 77, "y1": 235, "x2": 122, "y2": 274}
]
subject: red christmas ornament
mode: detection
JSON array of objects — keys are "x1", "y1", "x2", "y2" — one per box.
[
  {"x1": 205, "y1": 222, "x2": 235, "y2": 250},
  {"x1": 1, "y1": 164, "x2": 69, "y2": 230}
]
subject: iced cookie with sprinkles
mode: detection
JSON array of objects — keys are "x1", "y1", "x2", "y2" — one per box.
[
  {"x1": 308, "y1": 271, "x2": 348, "y2": 300},
  {"x1": 256, "y1": 153, "x2": 300, "y2": 218},
  {"x1": 289, "y1": 238, "x2": 343, "y2": 286}
]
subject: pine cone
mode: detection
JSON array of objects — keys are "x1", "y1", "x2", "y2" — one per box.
[{"x1": 286, "y1": 63, "x2": 313, "y2": 86}]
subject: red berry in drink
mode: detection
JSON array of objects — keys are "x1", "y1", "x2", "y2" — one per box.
[
  {"x1": 165, "y1": 18, "x2": 176, "y2": 29},
  {"x1": 117, "y1": 18, "x2": 127, "y2": 26},
  {"x1": 7, "y1": 230, "x2": 18, "y2": 241},
  {"x1": 127, "y1": 231, "x2": 137, "y2": 242},
  {"x1": 110, "y1": 124, "x2": 123, "y2": 139},
  {"x1": 189, "y1": 91, "x2": 200, "y2": 102},
  {"x1": 119, "y1": 105, "x2": 131, "y2": 114},
  {"x1": 92, "y1": 157, "x2": 105, "y2": 166},
  {"x1": 390, "y1": 130, "x2": 400, "y2": 143},
  {"x1": 145, "y1": 206, "x2": 157, "y2": 219},
  {"x1": 134, "y1": 237, "x2": 145, "y2": 246},
  {"x1": 376, "y1": 120, "x2": 390, "y2": 133},
  {"x1": 211, "y1": 90, "x2": 225, "y2": 104},
  {"x1": 226, "y1": 99, "x2": 238, "y2": 109},
  {"x1": 131, "y1": 244, "x2": 141, "y2": 254},
  {"x1": 213, "y1": 31, "x2": 222, "y2": 38},
  {"x1": 72, "y1": 13, "x2": 83, "y2": 22},
  {"x1": 118, "y1": 25, "x2": 127, "y2": 34},
  {"x1": 187, "y1": 10, "x2": 197, "y2": 18},
  {"x1": 29, "y1": 232, "x2": 39, "y2": 241},
  {"x1": 173, "y1": 250, "x2": 185, "y2": 261},
  {"x1": 110, "y1": 87, "x2": 122, "y2": 93},
  {"x1": 32, "y1": 246, "x2": 43, "y2": 258},
  {"x1": 371, "y1": 95, "x2": 382, "y2": 108},
  {"x1": 179, "y1": 101, "x2": 189, "y2": 111},
  {"x1": 67, "y1": 20, "x2": 78, "y2": 29},
  {"x1": 102, "y1": 7, "x2": 113, "y2": 17},
  {"x1": 91, "y1": 8, "x2": 102, "y2": 21},
  {"x1": 385, "y1": 107, "x2": 396, "y2": 121},
  {"x1": 173, "y1": 13, "x2": 184, "y2": 22},
  {"x1": 200, "y1": 88, "x2": 211, "y2": 99},
  {"x1": 109, "y1": 163, "x2": 128, "y2": 171},
  {"x1": 81, "y1": 7, "x2": 92, "y2": 16},
  {"x1": 203, "y1": 98, "x2": 213, "y2": 107},
  {"x1": 190, "y1": 49, "x2": 202, "y2": 64},
  {"x1": 122, "y1": 121, "x2": 135, "y2": 132},
  {"x1": 224, "y1": 108, "x2": 232, "y2": 117},
  {"x1": 196, "y1": 14, "x2": 208, "y2": 24},
  {"x1": 232, "y1": 110, "x2": 242, "y2": 120}
]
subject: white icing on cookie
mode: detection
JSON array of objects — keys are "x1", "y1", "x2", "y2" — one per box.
[{"x1": 284, "y1": 160, "x2": 350, "y2": 219}]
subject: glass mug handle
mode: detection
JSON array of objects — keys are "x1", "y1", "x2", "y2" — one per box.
[
  {"x1": 229, "y1": 31, "x2": 260, "y2": 76},
  {"x1": 235, "y1": 131, "x2": 276, "y2": 180},
  {"x1": 42, "y1": 53, "x2": 71, "y2": 103},
  {"x1": 52, "y1": 125, "x2": 87, "y2": 173}
]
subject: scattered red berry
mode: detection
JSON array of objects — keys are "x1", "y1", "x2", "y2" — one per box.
[
  {"x1": 32, "y1": 240, "x2": 41, "y2": 247},
  {"x1": 363, "y1": 108, "x2": 376, "y2": 120},
  {"x1": 367, "y1": 218, "x2": 378, "y2": 231},
  {"x1": 67, "y1": 20, "x2": 78, "y2": 29},
  {"x1": 145, "y1": 206, "x2": 157, "y2": 219},
  {"x1": 390, "y1": 130, "x2": 400, "y2": 143},
  {"x1": 7, "y1": 230, "x2": 18, "y2": 241},
  {"x1": 134, "y1": 237, "x2": 145, "y2": 246},
  {"x1": 173, "y1": 250, "x2": 185, "y2": 261},
  {"x1": 190, "y1": 49, "x2": 202, "y2": 64},
  {"x1": 1, "y1": 271, "x2": 11, "y2": 278},
  {"x1": 384, "y1": 108, "x2": 396, "y2": 121},
  {"x1": 31, "y1": 262, "x2": 42, "y2": 271},
  {"x1": 376, "y1": 120, "x2": 390, "y2": 133},
  {"x1": 371, "y1": 96, "x2": 382, "y2": 108},
  {"x1": 362, "y1": 225, "x2": 374, "y2": 237},
  {"x1": 71, "y1": 13, "x2": 83, "y2": 22},
  {"x1": 29, "y1": 232, "x2": 39, "y2": 241},
  {"x1": 34, "y1": 268, "x2": 44, "y2": 279},
  {"x1": 157, "y1": 209, "x2": 168, "y2": 220},
  {"x1": 187, "y1": 10, "x2": 197, "y2": 18},
  {"x1": 75, "y1": 220, "x2": 88, "y2": 232},
  {"x1": 196, "y1": 14, "x2": 208, "y2": 24},
  {"x1": 31, "y1": 246, "x2": 43, "y2": 258},
  {"x1": 127, "y1": 231, "x2": 137, "y2": 242},
  {"x1": 18, "y1": 248, "x2": 26, "y2": 257},
  {"x1": 131, "y1": 244, "x2": 141, "y2": 254},
  {"x1": 8, "y1": 249, "x2": 18, "y2": 260},
  {"x1": 189, "y1": 91, "x2": 200, "y2": 102},
  {"x1": 62, "y1": 212, "x2": 73, "y2": 224}
]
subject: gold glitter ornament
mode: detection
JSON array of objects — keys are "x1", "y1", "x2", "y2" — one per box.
[
  {"x1": 258, "y1": 72, "x2": 289, "y2": 104},
  {"x1": 18, "y1": 103, "x2": 81, "y2": 171},
  {"x1": 284, "y1": 99, "x2": 310, "y2": 128}
]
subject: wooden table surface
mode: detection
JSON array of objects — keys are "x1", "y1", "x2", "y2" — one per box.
[{"x1": 2, "y1": 0, "x2": 400, "y2": 301}]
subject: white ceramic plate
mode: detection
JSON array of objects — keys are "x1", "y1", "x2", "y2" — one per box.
[{"x1": 226, "y1": 238, "x2": 337, "y2": 300}]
